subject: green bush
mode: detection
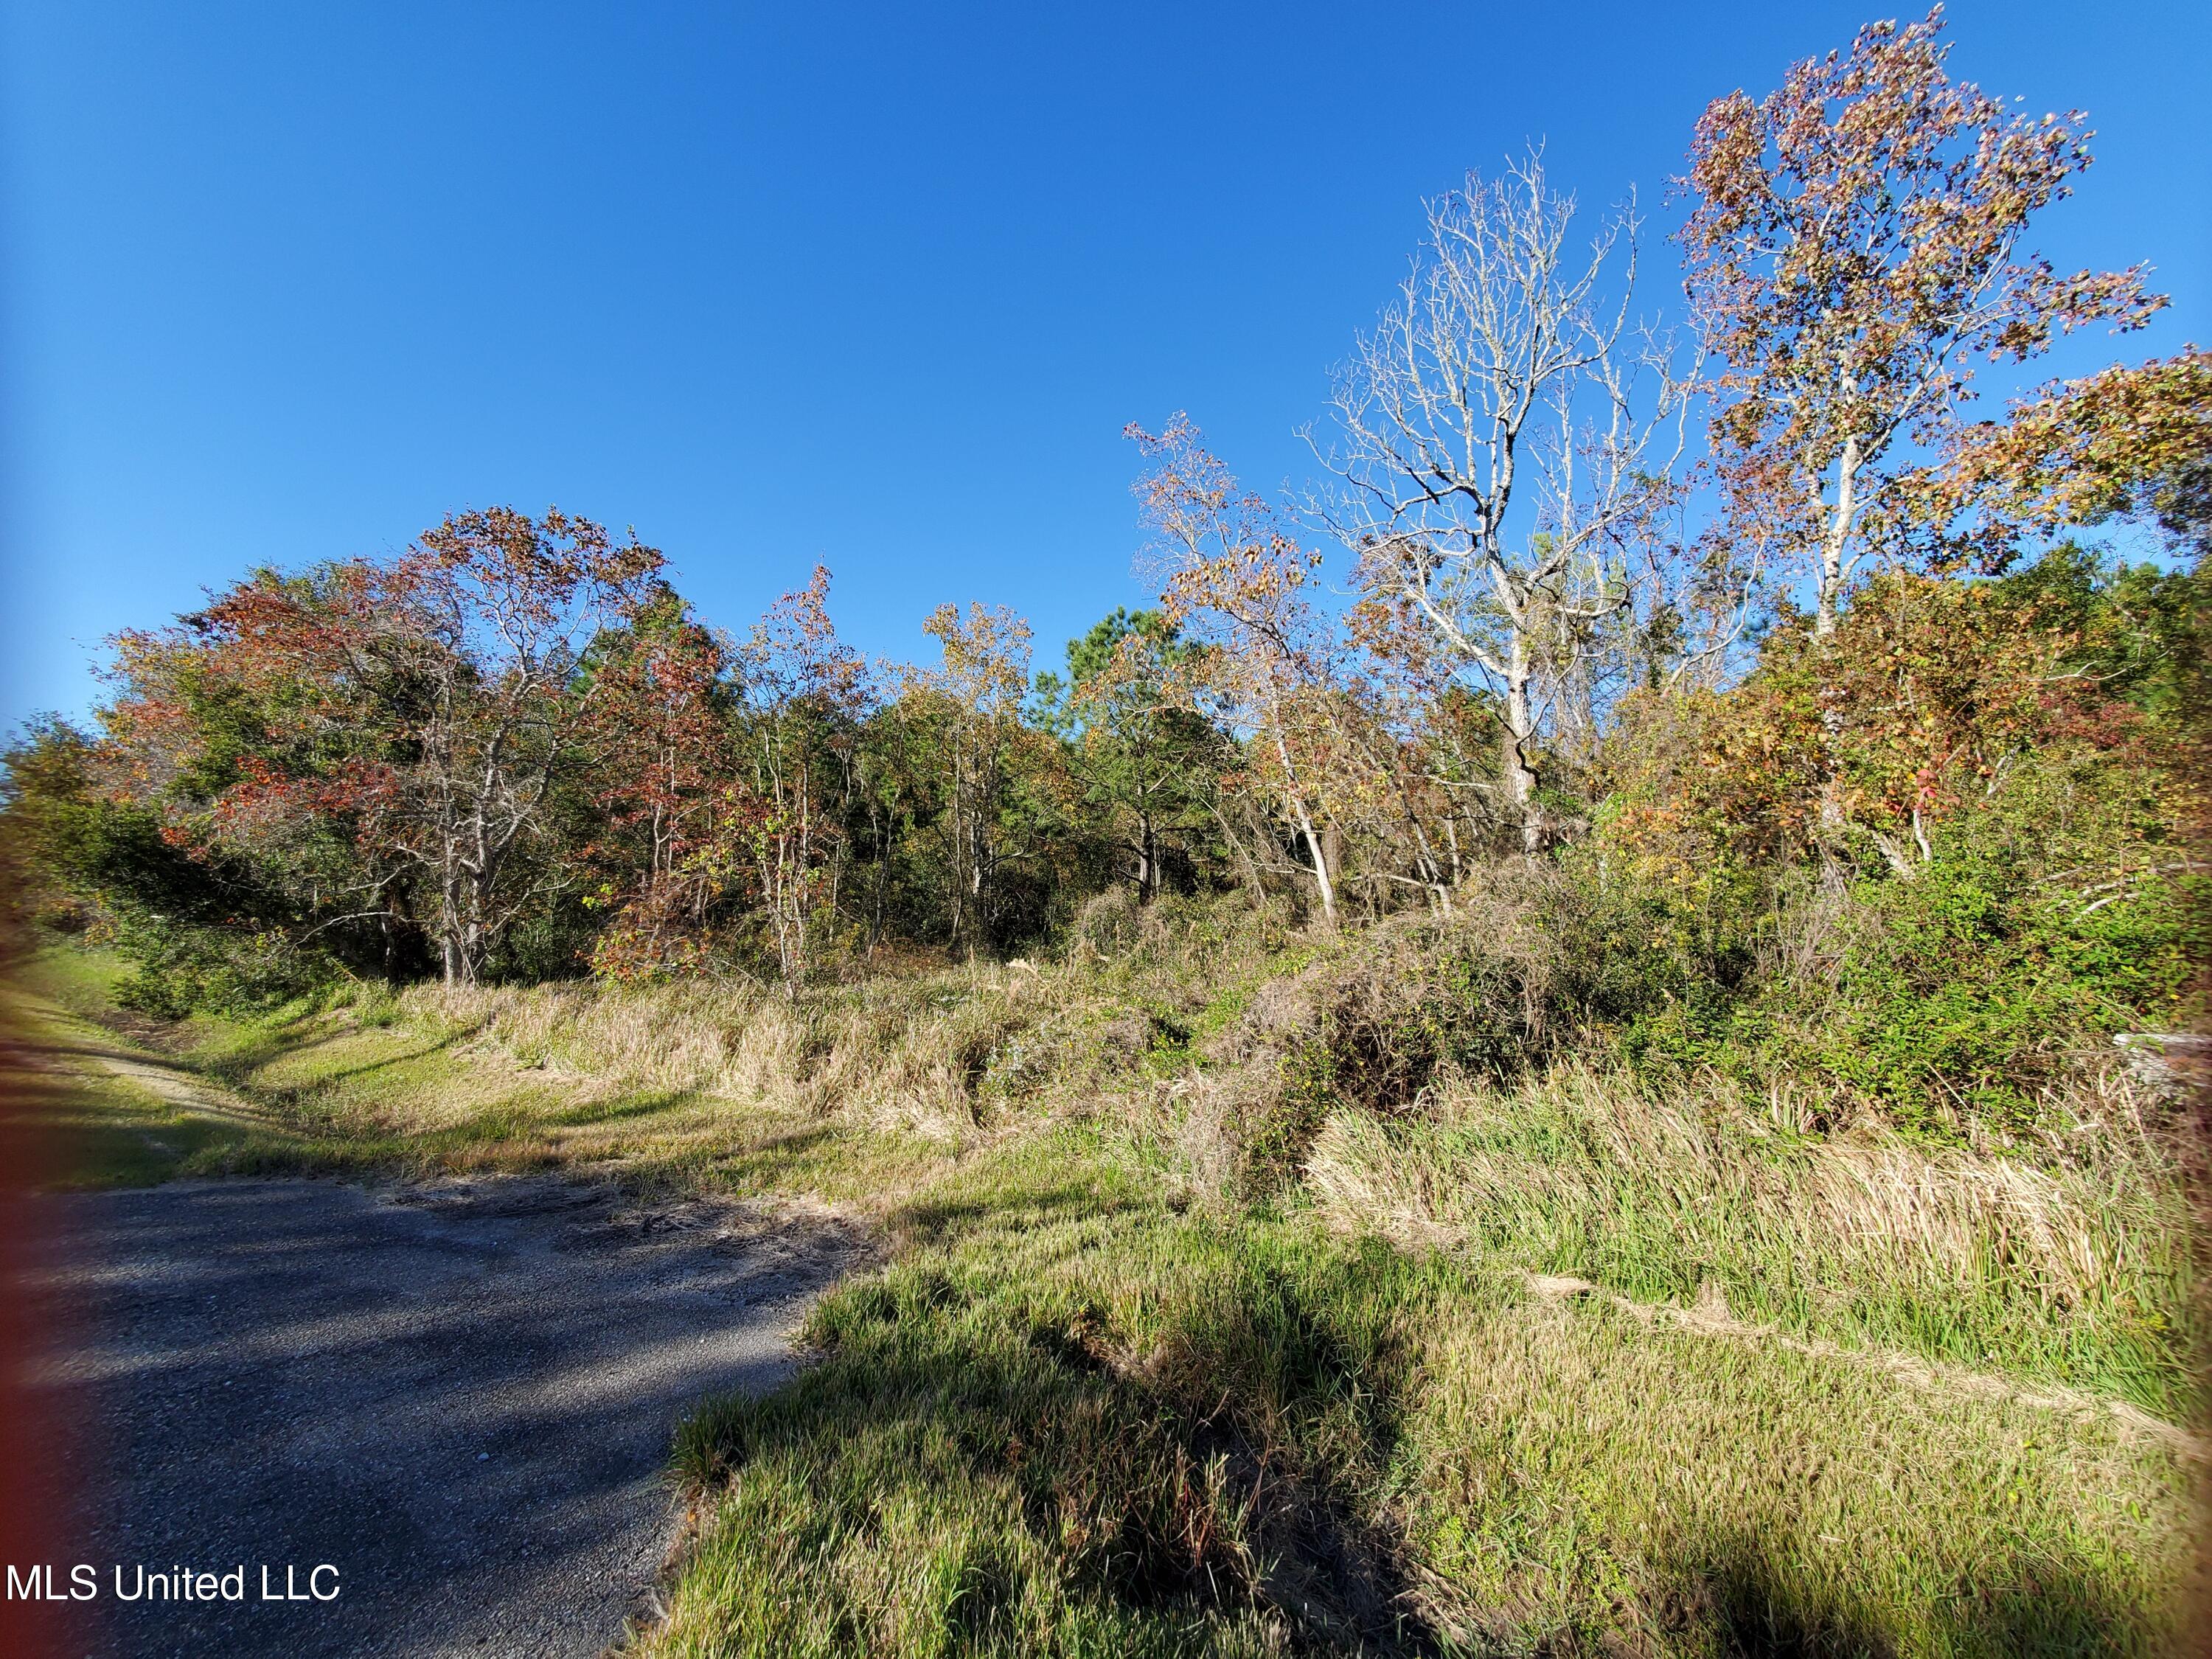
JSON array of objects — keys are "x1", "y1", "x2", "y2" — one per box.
[{"x1": 1812, "y1": 852, "x2": 2192, "y2": 1135}]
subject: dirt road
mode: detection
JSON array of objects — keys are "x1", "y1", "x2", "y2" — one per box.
[{"x1": 18, "y1": 1174, "x2": 855, "y2": 1658}]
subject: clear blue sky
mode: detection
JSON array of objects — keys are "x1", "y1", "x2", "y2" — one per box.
[{"x1": 4, "y1": 1, "x2": 2205, "y2": 730}]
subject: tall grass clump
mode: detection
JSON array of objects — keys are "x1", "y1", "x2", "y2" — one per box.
[
  {"x1": 378, "y1": 892, "x2": 1312, "y2": 1142},
  {"x1": 1303, "y1": 1065, "x2": 2197, "y2": 1415}
]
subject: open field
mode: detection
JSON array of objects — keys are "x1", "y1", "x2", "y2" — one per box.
[{"x1": 6, "y1": 936, "x2": 2199, "y2": 1656}]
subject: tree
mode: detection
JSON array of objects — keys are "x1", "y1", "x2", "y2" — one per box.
[
  {"x1": 96, "y1": 575, "x2": 423, "y2": 982},
  {"x1": 576, "y1": 591, "x2": 744, "y2": 981},
  {"x1": 0, "y1": 716, "x2": 338, "y2": 1007},
  {"x1": 1603, "y1": 554, "x2": 2179, "y2": 884},
  {"x1": 1035, "y1": 608, "x2": 1225, "y2": 903},
  {"x1": 1135, "y1": 417, "x2": 1349, "y2": 922},
  {"x1": 1315, "y1": 150, "x2": 1694, "y2": 853},
  {"x1": 1931, "y1": 348, "x2": 2212, "y2": 554},
  {"x1": 1680, "y1": 5, "x2": 2164, "y2": 636},
  {"x1": 894, "y1": 602, "x2": 1046, "y2": 958},
  {"x1": 108, "y1": 508, "x2": 665, "y2": 984},
  {"x1": 738, "y1": 567, "x2": 872, "y2": 995}
]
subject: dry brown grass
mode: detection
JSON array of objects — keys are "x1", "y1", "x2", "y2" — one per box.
[
  {"x1": 1307, "y1": 1068, "x2": 2159, "y2": 1301},
  {"x1": 400, "y1": 958, "x2": 1082, "y2": 1135}
]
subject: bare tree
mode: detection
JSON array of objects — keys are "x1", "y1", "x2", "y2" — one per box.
[{"x1": 1312, "y1": 150, "x2": 1693, "y2": 854}]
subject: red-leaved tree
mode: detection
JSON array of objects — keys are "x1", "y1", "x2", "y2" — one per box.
[{"x1": 107, "y1": 508, "x2": 665, "y2": 984}]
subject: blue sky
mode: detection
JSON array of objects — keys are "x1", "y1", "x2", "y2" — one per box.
[{"x1": 4, "y1": 1, "x2": 2205, "y2": 729}]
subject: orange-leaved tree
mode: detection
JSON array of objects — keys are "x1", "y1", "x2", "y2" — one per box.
[
  {"x1": 1680, "y1": 5, "x2": 2164, "y2": 636},
  {"x1": 577, "y1": 590, "x2": 745, "y2": 981},
  {"x1": 1603, "y1": 566, "x2": 2170, "y2": 888},
  {"x1": 1135, "y1": 415, "x2": 1350, "y2": 923}
]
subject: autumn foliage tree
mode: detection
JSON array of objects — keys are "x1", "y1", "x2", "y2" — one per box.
[
  {"x1": 102, "y1": 508, "x2": 666, "y2": 984},
  {"x1": 1135, "y1": 417, "x2": 1349, "y2": 922},
  {"x1": 1606, "y1": 563, "x2": 2171, "y2": 880},
  {"x1": 1680, "y1": 5, "x2": 2164, "y2": 635},
  {"x1": 737, "y1": 567, "x2": 872, "y2": 995},
  {"x1": 1933, "y1": 347, "x2": 2212, "y2": 549},
  {"x1": 577, "y1": 591, "x2": 743, "y2": 981}
]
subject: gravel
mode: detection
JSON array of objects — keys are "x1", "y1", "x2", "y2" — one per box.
[{"x1": 18, "y1": 1175, "x2": 858, "y2": 1658}]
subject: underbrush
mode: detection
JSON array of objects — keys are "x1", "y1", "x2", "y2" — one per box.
[{"x1": 1210, "y1": 846, "x2": 2194, "y2": 1160}]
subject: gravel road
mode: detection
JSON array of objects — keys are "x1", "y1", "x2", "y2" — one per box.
[{"x1": 18, "y1": 1175, "x2": 857, "y2": 1658}]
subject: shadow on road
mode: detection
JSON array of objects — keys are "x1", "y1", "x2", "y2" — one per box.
[{"x1": 14, "y1": 1175, "x2": 858, "y2": 1659}]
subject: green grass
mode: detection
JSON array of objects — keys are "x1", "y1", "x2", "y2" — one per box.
[
  {"x1": 7, "y1": 938, "x2": 2197, "y2": 1655},
  {"x1": 16, "y1": 939, "x2": 133, "y2": 1020},
  {"x1": 2, "y1": 956, "x2": 316, "y2": 1186},
  {"x1": 644, "y1": 1127, "x2": 2191, "y2": 1657},
  {"x1": 1, "y1": 1044, "x2": 264, "y2": 1188}
]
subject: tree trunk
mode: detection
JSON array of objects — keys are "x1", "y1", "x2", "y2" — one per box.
[
  {"x1": 1503, "y1": 635, "x2": 1542, "y2": 857},
  {"x1": 1811, "y1": 437, "x2": 1862, "y2": 829},
  {"x1": 439, "y1": 872, "x2": 467, "y2": 985},
  {"x1": 1287, "y1": 791, "x2": 1335, "y2": 925},
  {"x1": 1815, "y1": 434, "x2": 1861, "y2": 639},
  {"x1": 1269, "y1": 714, "x2": 1335, "y2": 924}
]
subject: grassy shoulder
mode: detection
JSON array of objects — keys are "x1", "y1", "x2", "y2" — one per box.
[
  {"x1": 642, "y1": 1127, "x2": 2192, "y2": 1657},
  {"x1": 5, "y1": 945, "x2": 961, "y2": 1201},
  {"x1": 6, "y1": 936, "x2": 2199, "y2": 1655},
  {"x1": 3, "y1": 950, "x2": 313, "y2": 1188}
]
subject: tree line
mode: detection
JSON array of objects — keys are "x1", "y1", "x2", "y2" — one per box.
[{"x1": 6, "y1": 10, "x2": 2205, "y2": 1043}]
